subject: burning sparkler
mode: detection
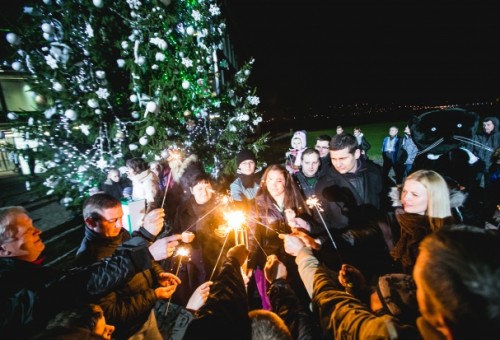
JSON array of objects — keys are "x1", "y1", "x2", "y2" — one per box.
[
  {"x1": 165, "y1": 246, "x2": 190, "y2": 315},
  {"x1": 306, "y1": 195, "x2": 341, "y2": 258}
]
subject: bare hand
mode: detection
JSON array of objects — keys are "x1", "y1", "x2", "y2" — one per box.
[
  {"x1": 148, "y1": 235, "x2": 180, "y2": 261},
  {"x1": 293, "y1": 217, "x2": 311, "y2": 232},
  {"x1": 157, "y1": 272, "x2": 181, "y2": 287},
  {"x1": 264, "y1": 254, "x2": 287, "y2": 283},
  {"x1": 280, "y1": 234, "x2": 305, "y2": 256},
  {"x1": 338, "y1": 264, "x2": 366, "y2": 292},
  {"x1": 290, "y1": 230, "x2": 320, "y2": 250},
  {"x1": 186, "y1": 281, "x2": 213, "y2": 311},
  {"x1": 143, "y1": 208, "x2": 165, "y2": 236},
  {"x1": 155, "y1": 285, "x2": 177, "y2": 299}
]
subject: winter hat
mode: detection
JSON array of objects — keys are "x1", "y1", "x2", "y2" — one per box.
[
  {"x1": 236, "y1": 149, "x2": 256, "y2": 167},
  {"x1": 290, "y1": 130, "x2": 307, "y2": 149}
]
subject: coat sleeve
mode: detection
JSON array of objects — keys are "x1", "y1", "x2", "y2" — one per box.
[
  {"x1": 312, "y1": 265, "x2": 419, "y2": 339},
  {"x1": 184, "y1": 256, "x2": 251, "y2": 340}
]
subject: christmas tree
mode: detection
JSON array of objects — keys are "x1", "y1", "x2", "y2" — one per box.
[{"x1": 3, "y1": 0, "x2": 268, "y2": 211}]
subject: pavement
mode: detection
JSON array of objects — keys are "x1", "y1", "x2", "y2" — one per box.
[{"x1": 0, "y1": 170, "x2": 84, "y2": 269}]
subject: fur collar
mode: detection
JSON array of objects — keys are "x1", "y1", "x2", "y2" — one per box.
[{"x1": 168, "y1": 154, "x2": 199, "y2": 183}]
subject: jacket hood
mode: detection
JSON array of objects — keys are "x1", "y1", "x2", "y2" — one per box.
[{"x1": 290, "y1": 130, "x2": 307, "y2": 149}]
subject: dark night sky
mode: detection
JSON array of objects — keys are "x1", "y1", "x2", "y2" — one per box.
[{"x1": 224, "y1": 0, "x2": 500, "y2": 114}]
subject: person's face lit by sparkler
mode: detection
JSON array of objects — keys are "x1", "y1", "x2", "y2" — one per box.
[
  {"x1": 266, "y1": 169, "x2": 286, "y2": 200},
  {"x1": 190, "y1": 180, "x2": 213, "y2": 205}
]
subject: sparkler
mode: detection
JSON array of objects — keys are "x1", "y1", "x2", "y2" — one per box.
[
  {"x1": 164, "y1": 246, "x2": 190, "y2": 315},
  {"x1": 183, "y1": 194, "x2": 232, "y2": 233},
  {"x1": 209, "y1": 210, "x2": 246, "y2": 281},
  {"x1": 306, "y1": 196, "x2": 341, "y2": 259}
]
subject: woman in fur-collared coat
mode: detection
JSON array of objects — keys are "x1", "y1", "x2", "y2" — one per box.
[{"x1": 126, "y1": 157, "x2": 160, "y2": 213}]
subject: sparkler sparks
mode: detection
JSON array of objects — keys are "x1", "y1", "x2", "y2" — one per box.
[{"x1": 305, "y1": 195, "x2": 341, "y2": 258}]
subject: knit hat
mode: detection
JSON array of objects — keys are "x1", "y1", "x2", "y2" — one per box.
[
  {"x1": 236, "y1": 149, "x2": 256, "y2": 167},
  {"x1": 290, "y1": 130, "x2": 307, "y2": 149}
]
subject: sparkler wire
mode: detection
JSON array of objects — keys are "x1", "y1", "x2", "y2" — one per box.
[{"x1": 208, "y1": 230, "x2": 231, "y2": 281}]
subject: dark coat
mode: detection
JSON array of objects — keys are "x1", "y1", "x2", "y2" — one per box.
[
  {"x1": 74, "y1": 227, "x2": 162, "y2": 340},
  {"x1": 101, "y1": 180, "x2": 123, "y2": 200},
  {"x1": 183, "y1": 256, "x2": 251, "y2": 340},
  {"x1": 0, "y1": 243, "x2": 152, "y2": 339},
  {"x1": 168, "y1": 196, "x2": 232, "y2": 307},
  {"x1": 293, "y1": 170, "x2": 319, "y2": 200}
]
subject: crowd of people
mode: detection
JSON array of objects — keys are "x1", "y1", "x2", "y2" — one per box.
[{"x1": 1, "y1": 116, "x2": 500, "y2": 339}]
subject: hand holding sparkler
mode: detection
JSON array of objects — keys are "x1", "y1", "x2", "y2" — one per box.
[
  {"x1": 186, "y1": 281, "x2": 213, "y2": 311},
  {"x1": 148, "y1": 234, "x2": 181, "y2": 261},
  {"x1": 280, "y1": 234, "x2": 305, "y2": 257},
  {"x1": 142, "y1": 208, "x2": 166, "y2": 236},
  {"x1": 155, "y1": 272, "x2": 181, "y2": 299},
  {"x1": 338, "y1": 264, "x2": 366, "y2": 296},
  {"x1": 290, "y1": 229, "x2": 321, "y2": 251},
  {"x1": 181, "y1": 231, "x2": 195, "y2": 243}
]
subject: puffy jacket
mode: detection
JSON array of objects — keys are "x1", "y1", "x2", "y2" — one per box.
[{"x1": 0, "y1": 242, "x2": 152, "y2": 339}]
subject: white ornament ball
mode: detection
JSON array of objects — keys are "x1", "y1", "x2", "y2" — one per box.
[
  {"x1": 6, "y1": 32, "x2": 18, "y2": 45},
  {"x1": 11, "y1": 61, "x2": 22, "y2": 71},
  {"x1": 35, "y1": 95, "x2": 46, "y2": 105},
  {"x1": 121, "y1": 41, "x2": 129, "y2": 49},
  {"x1": 129, "y1": 143, "x2": 138, "y2": 151},
  {"x1": 117, "y1": 59, "x2": 125, "y2": 68},
  {"x1": 64, "y1": 109, "x2": 77, "y2": 120},
  {"x1": 172, "y1": 96, "x2": 177, "y2": 102},
  {"x1": 161, "y1": 149, "x2": 170, "y2": 158},
  {"x1": 41, "y1": 23, "x2": 53, "y2": 34},
  {"x1": 182, "y1": 80, "x2": 190, "y2": 89},
  {"x1": 87, "y1": 98, "x2": 99, "y2": 108},
  {"x1": 94, "y1": 109, "x2": 102, "y2": 115},
  {"x1": 146, "y1": 126, "x2": 156, "y2": 136},
  {"x1": 131, "y1": 111, "x2": 140, "y2": 119},
  {"x1": 7, "y1": 112, "x2": 18, "y2": 120},
  {"x1": 93, "y1": 0, "x2": 104, "y2": 8},
  {"x1": 130, "y1": 94, "x2": 138, "y2": 103},
  {"x1": 42, "y1": 33, "x2": 52, "y2": 41},
  {"x1": 183, "y1": 110, "x2": 191, "y2": 117},
  {"x1": 186, "y1": 26, "x2": 195, "y2": 36},
  {"x1": 139, "y1": 136, "x2": 148, "y2": 145},
  {"x1": 28, "y1": 117, "x2": 34, "y2": 126},
  {"x1": 115, "y1": 131, "x2": 125, "y2": 140},
  {"x1": 95, "y1": 70, "x2": 106, "y2": 79},
  {"x1": 146, "y1": 101, "x2": 157, "y2": 113},
  {"x1": 136, "y1": 56, "x2": 146, "y2": 66},
  {"x1": 244, "y1": 70, "x2": 251, "y2": 76},
  {"x1": 52, "y1": 82, "x2": 63, "y2": 91}
]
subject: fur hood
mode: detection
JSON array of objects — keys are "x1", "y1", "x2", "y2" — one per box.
[
  {"x1": 388, "y1": 185, "x2": 467, "y2": 209},
  {"x1": 168, "y1": 154, "x2": 199, "y2": 183},
  {"x1": 290, "y1": 130, "x2": 307, "y2": 149}
]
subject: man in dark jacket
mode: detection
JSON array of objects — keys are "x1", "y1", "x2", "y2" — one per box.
[
  {"x1": 0, "y1": 205, "x2": 175, "y2": 339},
  {"x1": 76, "y1": 193, "x2": 181, "y2": 339},
  {"x1": 469, "y1": 116, "x2": 500, "y2": 186}
]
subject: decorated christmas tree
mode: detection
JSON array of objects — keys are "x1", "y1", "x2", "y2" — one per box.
[{"x1": 3, "y1": 0, "x2": 267, "y2": 210}]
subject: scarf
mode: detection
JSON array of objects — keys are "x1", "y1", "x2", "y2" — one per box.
[{"x1": 237, "y1": 173, "x2": 259, "y2": 189}]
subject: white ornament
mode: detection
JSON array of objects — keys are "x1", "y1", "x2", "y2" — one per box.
[
  {"x1": 117, "y1": 59, "x2": 125, "y2": 68},
  {"x1": 129, "y1": 143, "x2": 138, "y2": 151},
  {"x1": 244, "y1": 70, "x2": 251, "y2": 76},
  {"x1": 186, "y1": 26, "x2": 195, "y2": 36},
  {"x1": 87, "y1": 98, "x2": 99, "y2": 108},
  {"x1": 95, "y1": 70, "x2": 106, "y2": 79},
  {"x1": 161, "y1": 149, "x2": 170, "y2": 158},
  {"x1": 42, "y1": 33, "x2": 52, "y2": 41},
  {"x1": 182, "y1": 80, "x2": 190, "y2": 89},
  {"x1": 41, "y1": 23, "x2": 53, "y2": 34},
  {"x1": 64, "y1": 109, "x2": 77, "y2": 120},
  {"x1": 6, "y1": 32, "x2": 18, "y2": 45},
  {"x1": 131, "y1": 111, "x2": 140, "y2": 119},
  {"x1": 139, "y1": 136, "x2": 148, "y2": 145},
  {"x1": 130, "y1": 94, "x2": 138, "y2": 103},
  {"x1": 136, "y1": 56, "x2": 146, "y2": 65},
  {"x1": 28, "y1": 117, "x2": 34, "y2": 126},
  {"x1": 93, "y1": 0, "x2": 104, "y2": 8},
  {"x1": 35, "y1": 95, "x2": 46, "y2": 105},
  {"x1": 11, "y1": 61, "x2": 22, "y2": 71},
  {"x1": 52, "y1": 82, "x2": 63, "y2": 91},
  {"x1": 146, "y1": 101, "x2": 157, "y2": 113},
  {"x1": 160, "y1": 0, "x2": 171, "y2": 5},
  {"x1": 146, "y1": 126, "x2": 156, "y2": 135},
  {"x1": 7, "y1": 112, "x2": 18, "y2": 120},
  {"x1": 172, "y1": 96, "x2": 177, "y2": 101},
  {"x1": 115, "y1": 131, "x2": 125, "y2": 140},
  {"x1": 95, "y1": 109, "x2": 102, "y2": 115}
]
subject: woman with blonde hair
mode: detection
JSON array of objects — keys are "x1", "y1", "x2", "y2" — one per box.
[{"x1": 389, "y1": 169, "x2": 463, "y2": 274}]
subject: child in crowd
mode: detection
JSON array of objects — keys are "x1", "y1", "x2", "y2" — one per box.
[{"x1": 285, "y1": 130, "x2": 307, "y2": 174}]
